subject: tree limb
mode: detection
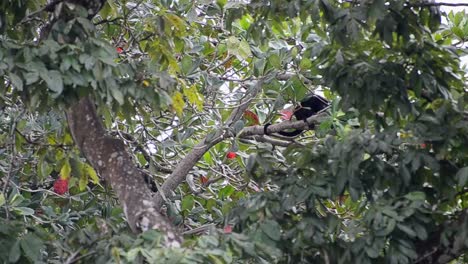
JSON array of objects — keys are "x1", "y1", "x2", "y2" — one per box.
[
  {"x1": 154, "y1": 81, "x2": 263, "y2": 209},
  {"x1": 153, "y1": 81, "x2": 328, "y2": 210},
  {"x1": 238, "y1": 112, "x2": 328, "y2": 138},
  {"x1": 409, "y1": 2, "x2": 468, "y2": 7}
]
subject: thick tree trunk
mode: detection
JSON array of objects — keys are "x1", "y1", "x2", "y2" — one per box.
[
  {"x1": 39, "y1": 0, "x2": 181, "y2": 246},
  {"x1": 66, "y1": 97, "x2": 181, "y2": 246}
]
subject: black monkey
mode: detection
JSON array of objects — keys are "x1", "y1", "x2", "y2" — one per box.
[{"x1": 264, "y1": 93, "x2": 329, "y2": 137}]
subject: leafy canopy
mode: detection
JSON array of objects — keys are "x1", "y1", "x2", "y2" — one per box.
[{"x1": 0, "y1": 0, "x2": 467, "y2": 263}]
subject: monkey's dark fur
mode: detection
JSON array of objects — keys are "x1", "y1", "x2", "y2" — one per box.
[{"x1": 264, "y1": 94, "x2": 329, "y2": 137}]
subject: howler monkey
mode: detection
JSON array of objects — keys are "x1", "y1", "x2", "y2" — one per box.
[{"x1": 264, "y1": 93, "x2": 329, "y2": 137}]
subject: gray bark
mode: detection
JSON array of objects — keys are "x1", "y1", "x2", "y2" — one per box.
[{"x1": 66, "y1": 97, "x2": 181, "y2": 246}]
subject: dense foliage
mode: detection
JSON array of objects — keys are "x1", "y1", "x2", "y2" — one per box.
[{"x1": 0, "y1": 0, "x2": 467, "y2": 263}]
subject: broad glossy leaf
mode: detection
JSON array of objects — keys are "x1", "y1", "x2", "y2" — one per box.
[{"x1": 40, "y1": 70, "x2": 63, "y2": 95}]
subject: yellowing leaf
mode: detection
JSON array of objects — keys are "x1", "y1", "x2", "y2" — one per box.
[
  {"x1": 223, "y1": 57, "x2": 233, "y2": 69},
  {"x1": 63, "y1": 133, "x2": 74, "y2": 145},
  {"x1": 172, "y1": 91, "x2": 185, "y2": 117},
  {"x1": 165, "y1": 14, "x2": 186, "y2": 35},
  {"x1": 85, "y1": 164, "x2": 100, "y2": 184},
  {"x1": 0, "y1": 193, "x2": 5, "y2": 207},
  {"x1": 227, "y1": 36, "x2": 240, "y2": 53},
  {"x1": 183, "y1": 85, "x2": 204, "y2": 111},
  {"x1": 47, "y1": 135, "x2": 58, "y2": 145},
  {"x1": 238, "y1": 39, "x2": 252, "y2": 59},
  {"x1": 60, "y1": 159, "x2": 71, "y2": 179},
  {"x1": 78, "y1": 173, "x2": 88, "y2": 191},
  {"x1": 227, "y1": 36, "x2": 251, "y2": 60},
  {"x1": 99, "y1": 0, "x2": 118, "y2": 18},
  {"x1": 399, "y1": 132, "x2": 413, "y2": 139},
  {"x1": 159, "y1": 45, "x2": 180, "y2": 74}
]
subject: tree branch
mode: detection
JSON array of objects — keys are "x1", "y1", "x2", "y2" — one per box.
[
  {"x1": 238, "y1": 112, "x2": 328, "y2": 138},
  {"x1": 154, "y1": 81, "x2": 263, "y2": 209},
  {"x1": 153, "y1": 81, "x2": 329, "y2": 210},
  {"x1": 240, "y1": 136, "x2": 303, "y2": 148},
  {"x1": 409, "y1": 2, "x2": 468, "y2": 7}
]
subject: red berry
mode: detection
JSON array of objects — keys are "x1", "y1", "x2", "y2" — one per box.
[
  {"x1": 226, "y1": 152, "x2": 237, "y2": 159},
  {"x1": 53, "y1": 178, "x2": 69, "y2": 195},
  {"x1": 116, "y1": 47, "x2": 123, "y2": 54},
  {"x1": 223, "y1": 225, "x2": 233, "y2": 234}
]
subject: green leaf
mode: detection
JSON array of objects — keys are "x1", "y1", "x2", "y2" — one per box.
[
  {"x1": 260, "y1": 220, "x2": 281, "y2": 241},
  {"x1": 79, "y1": 54, "x2": 96, "y2": 70},
  {"x1": 381, "y1": 218, "x2": 396, "y2": 236},
  {"x1": 180, "y1": 55, "x2": 193, "y2": 75},
  {"x1": 8, "y1": 72, "x2": 23, "y2": 91},
  {"x1": 9, "y1": 241, "x2": 21, "y2": 263},
  {"x1": 20, "y1": 234, "x2": 43, "y2": 261},
  {"x1": 368, "y1": 0, "x2": 385, "y2": 20},
  {"x1": 299, "y1": 57, "x2": 312, "y2": 70},
  {"x1": 413, "y1": 223, "x2": 427, "y2": 240},
  {"x1": 208, "y1": 254, "x2": 224, "y2": 264},
  {"x1": 219, "y1": 185, "x2": 235, "y2": 199},
  {"x1": 404, "y1": 191, "x2": 425, "y2": 201},
  {"x1": 110, "y1": 87, "x2": 124, "y2": 105},
  {"x1": 365, "y1": 243, "x2": 379, "y2": 258},
  {"x1": 203, "y1": 151, "x2": 214, "y2": 166},
  {"x1": 99, "y1": 55, "x2": 117, "y2": 66},
  {"x1": 397, "y1": 224, "x2": 416, "y2": 238},
  {"x1": 181, "y1": 195, "x2": 195, "y2": 211},
  {"x1": 40, "y1": 70, "x2": 63, "y2": 95},
  {"x1": 456, "y1": 167, "x2": 468, "y2": 186},
  {"x1": 268, "y1": 53, "x2": 281, "y2": 69},
  {"x1": 238, "y1": 14, "x2": 252, "y2": 30},
  {"x1": 24, "y1": 71, "x2": 39, "y2": 85},
  {"x1": 14, "y1": 207, "x2": 35, "y2": 216}
]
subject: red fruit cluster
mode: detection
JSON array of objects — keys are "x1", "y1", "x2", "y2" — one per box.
[
  {"x1": 53, "y1": 178, "x2": 69, "y2": 195},
  {"x1": 226, "y1": 152, "x2": 237, "y2": 159}
]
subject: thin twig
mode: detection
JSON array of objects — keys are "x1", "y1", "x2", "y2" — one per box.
[
  {"x1": 63, "y1": 247, "x2": 83, "y2": 264},
  {"x1": 19, "y1": 0, "x2": 64, "y2": 24},
  {"x1": 94, "y1": 17, "x2": 123, "y2": 25},
  {"x1": 182, "y1": 224, "x2": 216, "y2": 235},
  {"x1": 15, "y1": 128, "x2": 72, "y2": 149},
  {"x1": 410, "y1": 2, "x2": 468, "y2": 7},
  {"x1": 2, "y1": 110, "x2": 25, "y2": 219}
]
